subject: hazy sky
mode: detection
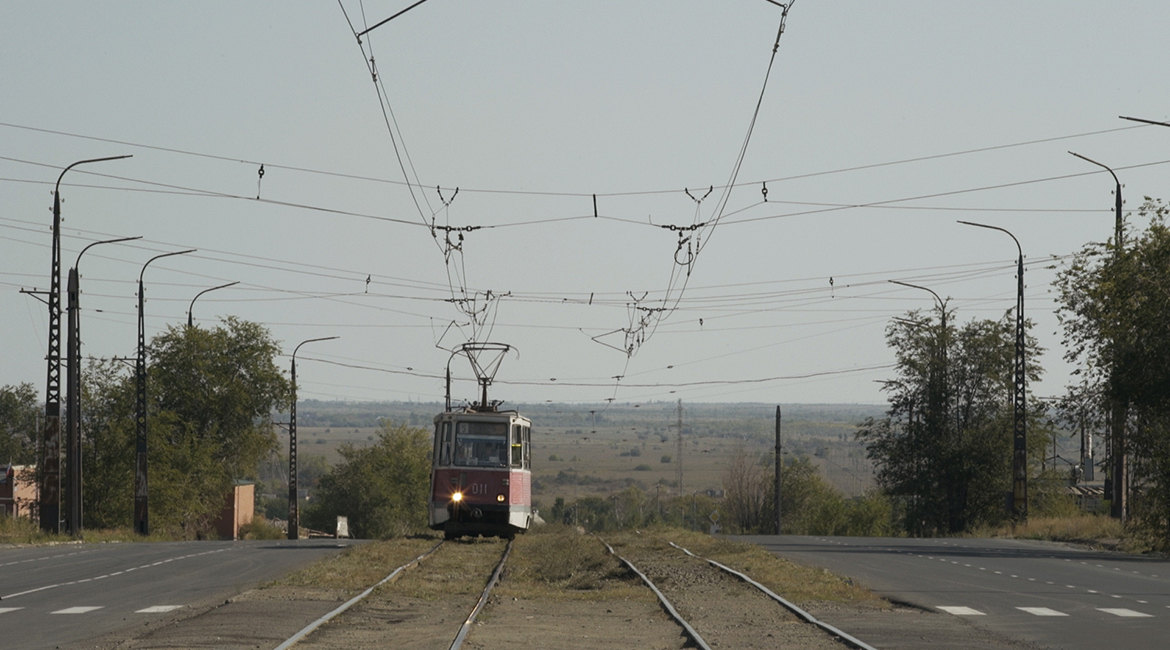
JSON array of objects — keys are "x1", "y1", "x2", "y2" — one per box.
[{"x1": 3, "y1": 1, "x2": 1169, "y2": 408}]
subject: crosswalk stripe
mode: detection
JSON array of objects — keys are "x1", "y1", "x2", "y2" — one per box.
[
  {"x1": 137, "y1": 605, "x2": 183, "y2": 613},
  {"x1": 1017, "y1": 607, "x2": 1068, "y2": 617},
  {"x1": 52, "y1": 606, "x2": 103, "y2": 614},
  {"x1": 937, "y1": 606, "x2": 986, "y2": 616},
  {"x1": 1098, "y1": 608, "x2": 1153, "y2": 618}
]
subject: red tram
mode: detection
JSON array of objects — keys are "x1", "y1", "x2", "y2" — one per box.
[{"x1": 429, "y1": 406, "x2": 532, "y2": 539}]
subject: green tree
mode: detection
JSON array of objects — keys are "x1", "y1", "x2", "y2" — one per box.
[
  {"x1": 81, "y1": 359, "x2": 136, "y2": 529},
  {"x1": 0, "y1": 383, "x2": 38, "y2": 465},
  {"x1": 858, "y1": 307, "x2": 1047, "y2": 535},
  {"x1": 1056, "y1": 198, "x2": 1170, "y2": 545},
  {"x1": 303, "y1": 421, "x2": 430, "y2": 538},
  {"x1": 80, "y1": 318, "x2": 289, "y2": 535}
]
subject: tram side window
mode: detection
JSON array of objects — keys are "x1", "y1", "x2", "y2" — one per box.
[
  {"x1": 511, "y1": 424, "x2": 523, "y2": 467},
  {"x1": 523, "y1": 426, "x2": 530, "y2": 469}
]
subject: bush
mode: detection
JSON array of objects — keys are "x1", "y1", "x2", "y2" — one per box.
[
  {"x1": 303, "y1": 422, "x2": 430, "y2": 538},
  {"x1": 660, "y1": 454, "x2": 672, "y2": 463},
  {"x1": 239, "y1": 516, "x2": 285, "y2": 540},
  {"x1": 633, "y1": 464, "x2": 652, "y2": 471}
]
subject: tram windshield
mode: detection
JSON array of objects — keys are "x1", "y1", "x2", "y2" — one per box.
[{"x1": 454, "y1": 421, "x2": 509, "y2": 467}]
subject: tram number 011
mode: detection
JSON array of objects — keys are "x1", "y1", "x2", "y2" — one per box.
[{"x1": 468, "y1": 483, "x2": 490, "y2": 495}]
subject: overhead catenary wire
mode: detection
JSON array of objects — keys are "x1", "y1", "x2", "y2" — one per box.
[{"x1": 0, "y1": 119, "x2": 1148, "y2": 200}]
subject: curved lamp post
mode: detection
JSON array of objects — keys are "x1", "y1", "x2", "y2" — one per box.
[
  {"x1": 288, "y1": 336, "x2": 339, "y2": 540},
  {"x1": 41, "y1": 154, "x2": 132, "y2": 534},
  {"x1": 65, "y1": 235, "x2": 141, "y2": 536},
  {"x1": 187, "y1": 281, "x2": 239, "y2": 328},
  {"x1": 1069, "y1": 151, "x2": 1128, "y2": 523},
  {"x1": 134, "y1": 249, "x2": 196, "y2": 536},
  {"x1": 958, "y1": 220, "x2": 1028, "y2": 520}
]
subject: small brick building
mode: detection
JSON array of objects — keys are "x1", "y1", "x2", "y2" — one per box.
[
  {"x1": 213, "y1": 481, "x2": 255, "y2": 540},
  {"x1": 0, "y1": 464, "x2": 37, "y2": 519}
]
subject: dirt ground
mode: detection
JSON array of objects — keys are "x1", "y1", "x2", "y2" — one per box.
[{"x1": 90, "y1": 531, "x2": 1040, "y2": 650}]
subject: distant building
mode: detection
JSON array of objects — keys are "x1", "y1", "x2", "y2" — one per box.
[{"x1": 0, "y1": 464, "x2": 36, "y2": 518}]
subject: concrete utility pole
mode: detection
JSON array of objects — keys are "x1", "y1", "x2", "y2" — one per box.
[
  {"x1": 288, "y1": 336, "x2": 338, "y2": 540},
  {"x1": 774, "y1": 405, "x2": 782, "y2": 535},
  {"x1": 1070, "y1": 151, "x2": 1127, "y2": 523},
  {"x1": 65, "y1": 235, "x2": 141, "y2": 537},
  {"x1": 135, "y1": 249, "x2": 195, "y2": 536},
  {"x1": 41, "y1": 155, "x2": 131, "y2": 534},
  {"x1": 958, "y1": 221, "x2": 1027, "y2": 521}
]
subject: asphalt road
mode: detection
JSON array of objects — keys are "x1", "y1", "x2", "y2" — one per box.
[
  {"x1": 737, "y1": 535, "x2": 1170, "y2": 650},
  {"x1": 0, "y1": 538, "x2": 361, "y2": 650}
]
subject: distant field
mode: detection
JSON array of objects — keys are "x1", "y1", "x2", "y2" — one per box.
[{"x1": 287, "y1": 401, "x2": 884, "y2": 501}]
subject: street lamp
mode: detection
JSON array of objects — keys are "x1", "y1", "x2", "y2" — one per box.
[
  {"x1": 187, "y1": 281, "x2": 239, "y2": 328},
  {"x1": 40, "y1": 154, "x2": 132, "y2": 534},
  {"x1": 889, "y1": 279, "x2": 950, "y2": 520},
  {"x1": 958, "y1": 220, "x2": 1028, "y2": 520},
  {"x1": 134, "y1": 249, "x2": 196, "y2": 536},
  {"x1": 1068, "y1": 152, "x2": 1123, "y2": 250},
  {"x1": 65, "y1": 235, "x2": 141, "y2": 537},
  {"x1": 1069, "y1": 151, "x2": 1128, "y2": 523},
  {"x1": 288, "y1": 336, "x2": 339, "y2": 540}
]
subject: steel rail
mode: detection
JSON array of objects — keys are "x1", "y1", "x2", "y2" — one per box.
[
  {"x1": 599, "y1": 538, "x2": 713, "y2": 650},
  {"x1": 668, "y1": 541, "x2": 880, "y2": 650},
  {"x1": 448, "y1": 538, "x2": 514, "y2": 650},
  {"x1": 273, "y1": 541, "x2": 443, "y2": 650}
]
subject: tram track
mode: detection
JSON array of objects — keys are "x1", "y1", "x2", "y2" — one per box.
[
  {"x1": 272, "y1": 538, "x2": 512, "y2": 650},
  {"x1": 604, "y1": 534, "x2": 877, "y2": 650}
]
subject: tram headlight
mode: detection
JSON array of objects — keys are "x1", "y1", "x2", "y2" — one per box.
[
  {"x1": 451, "y1": 491, "x2": 463, "y2": 503},
  {"x1": 496, "y1": 494, "x2": 506, "y2": 503}
]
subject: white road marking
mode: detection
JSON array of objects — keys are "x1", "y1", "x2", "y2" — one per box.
[
  {"x1": 52, "y1": 606, "x2": 103, "y2": 614},
  {"x1": 937, "y1": 606, "x2": 986, "y2": 616},
  {"x1": 1018, "y1": 607, "x2": 1068, "y2": 617},
  {"x1": 1098, "y1": 608, "x2": 1152, "y2": 618},
  {"x1": 137, "y1": 605, "x2": 183, "y2": 613},
  {"x1": 0, "y1": 607, "x2": 24, "y2": 614}
]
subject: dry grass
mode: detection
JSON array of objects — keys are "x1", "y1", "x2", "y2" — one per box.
[
  {"x1": 618, "y1": 527, "x2": 886, "y2": 607},
  {"x1": 970, "y1": 514, "x2": 1140, "y2": 550},
  {"x1": 268, "y1": 536, "x2": 440, "y2": 592},
  {"x1": 0, "y1": 518, "x2": 178, "y2": 545},
  {"x1": 498, "y1": 524, "x2": 648, "y2": 602},
  {"x1": 392, "y1": 537, "x2": 508, "y2": 599}
]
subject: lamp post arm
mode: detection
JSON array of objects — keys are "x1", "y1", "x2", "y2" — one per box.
[
  {"x1": 188, "y1": 281, "x2": 239, "y2": 328},
  {"x1": 76, "y1": 236, "x2": 142, "y2": 276},
  {"x1": 1119, "y1": 115, "x2": 1170, "y2": 128},
  {"x1": 957, "y1": 220, "x2": 1021, "y2": 260},
  {"x1": 56, "y1": 155, "x2": 133, "y2": 195},
  {"x1": 888, "y1": 279, "x2": 944, "y2": 311},
  {"x1": 140, "y1": 249, "x2": 196, "y2": 285},
  {"x1": 1069, "y1": 151, "x2": 1123, "y2": 249}
]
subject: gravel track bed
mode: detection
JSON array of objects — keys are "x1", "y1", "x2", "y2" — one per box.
[{"x1": 621, "y1": 539, "x2": 853, "y2": 649}]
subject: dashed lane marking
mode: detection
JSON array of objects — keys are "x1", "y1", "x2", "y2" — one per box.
[
  {"x1": 1, "y1": 548, "x2": 234, "y2": 600},
  {"x1": 0, "y1": 607, "x2": 23, "y2": 614},
  {"x1": 137, "y1": 606, "x2": 183, "y2": 613},
  {"x1": 52, "y1": 606, "x2": 103, "y2": 614},
  {"x1": 937, "y1": 606, "x2": 986, "y2": 616},
  {"x1": 1099, "y1": 608, "x2": 1153, "y2": 618},
  {"x1": 1017, "y1": 607, "x2": 1068, "y2": 617}
]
